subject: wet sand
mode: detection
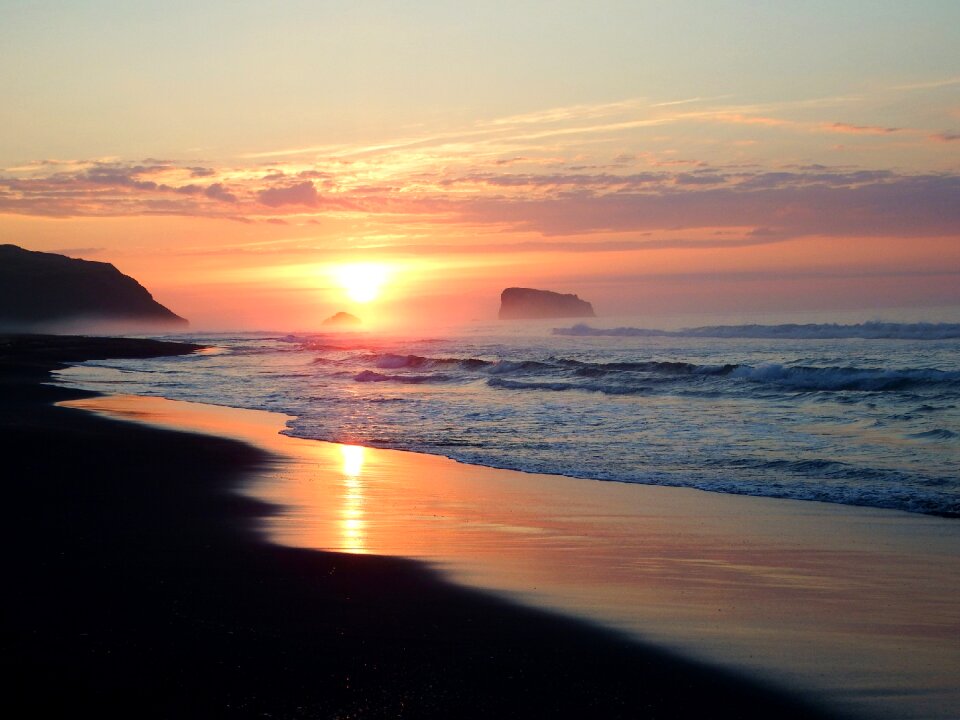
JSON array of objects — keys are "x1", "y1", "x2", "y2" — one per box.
[
  {"x1": 63, "y1": 392, "x2": 960, "y2": 720},
  {"x1": 1, "y1": 335, "x2": 839, "y2": 719}
]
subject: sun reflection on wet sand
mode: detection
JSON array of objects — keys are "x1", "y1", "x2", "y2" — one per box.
[
  {"x1": 341, "y1": 444, "x2": 364, "y2": 477},
  {"x1": 61, "y1": 394, "x2": 960, "y2": 720},
  {"x1": 339, "y1": 445, "x2": 366, "y2": 554}
]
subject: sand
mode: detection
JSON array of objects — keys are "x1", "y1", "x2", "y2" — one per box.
[{"x1": 63, "y1": 393, "x2": 960, "y2": 720}]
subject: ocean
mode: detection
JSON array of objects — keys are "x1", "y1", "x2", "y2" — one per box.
[{"x1": 54, "y1": 321, "x2": 960, "y2": 518}]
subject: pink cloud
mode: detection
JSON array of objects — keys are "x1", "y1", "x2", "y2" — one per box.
[
  {"x1": 1, "y1": 159, "x2": 958, "y2": 247},
  {"x1": 824, "y1": 122, "x2": 901, "y2": 135},
  {"x1": 455, "y1": 173, "x2": 960, "y2": 239},
  {"x1": 257, "y1": 181, "x2": 319, "y2": 207}
]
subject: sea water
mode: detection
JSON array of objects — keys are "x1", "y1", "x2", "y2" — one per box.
[{"x1": 53, "y1": 321, "x2": 960, "y2": 517}]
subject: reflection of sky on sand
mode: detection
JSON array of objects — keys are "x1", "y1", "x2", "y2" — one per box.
[{"x1": 62, "y1": 394, "x2": 960, "y2": 720}]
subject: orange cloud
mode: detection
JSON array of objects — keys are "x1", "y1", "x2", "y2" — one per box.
[
  {"x1": 824, "y1": 122, "x2": 901, "y2": 135},
  {"x1": 2, "y1": 158, "x2": 959, "y2": 246}
]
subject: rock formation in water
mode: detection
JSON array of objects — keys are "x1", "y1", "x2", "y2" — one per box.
[
  {"x1": 322, "y1": 311, "x2": 362, "y2": 328},
  {"x1": 0, "y1": 244, "x2": 187, "y2": 331},
  {"x1": 498, "y1": 287, "x2": 596, "y2": 320}
]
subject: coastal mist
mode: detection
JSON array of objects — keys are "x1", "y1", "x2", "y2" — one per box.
[{"x1": 55, "y1": 322, "x2": 960, "y2": 518}]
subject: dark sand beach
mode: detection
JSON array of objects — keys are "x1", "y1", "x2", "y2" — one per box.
[
  {"x1": 64, "y1": 393, "x2": 960, "y2": 720},
  {"x1": 0, "y1": 335, "x2": 842, "y2": 718}
]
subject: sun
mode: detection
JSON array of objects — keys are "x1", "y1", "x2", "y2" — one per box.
[{"x1": 333, "y1": 263, "x2": 389, "y2": 303}]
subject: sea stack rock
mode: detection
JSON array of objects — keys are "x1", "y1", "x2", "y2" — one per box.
[
  {"x1": 498, "y1": 287, "x2": 596, "y2": 320},
  {"x1": 322, "y1": 311, "x2": 362, "y2": 328},
  {"x1": 0, "y1": 244, "x2": 187, "y2": 331}
]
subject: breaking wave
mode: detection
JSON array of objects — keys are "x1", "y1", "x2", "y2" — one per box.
[
  {"x1": 487, "y1": 377, "x2": 650, "y2": 395},
  {"x1": 346, "y1": 351, "x2": 959, "y2": 395},
  {"x1": 730, "y1": 364, "x2": 960, "y2": 392},
  {"x1": 353, "y1": 370, "x2": 452, "y2": 384}
]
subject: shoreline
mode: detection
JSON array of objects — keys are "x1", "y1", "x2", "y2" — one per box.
[
  {"x1": 1, "y1": 335, "x2": 841, "y2": 718},
  {"x1": 52, "y1": 331, "x2": 960, "y2": 522}
]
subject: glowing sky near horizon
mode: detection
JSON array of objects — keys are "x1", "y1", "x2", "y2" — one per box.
[{"x1": 1, "y1": 0, "x2": 958, "y2": 329}]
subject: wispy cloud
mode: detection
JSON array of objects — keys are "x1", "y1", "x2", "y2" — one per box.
[
  {"x1": 824, "y1": 122, "x2": 901, "y2": 135},
  {"x1": 2, "y1": 156, "x2": 958, "y2": 245},
  {"x1": 931, "y1": 131, "x2": 960, "y2": 142},
  {"x1": 890, "y1": 76, "x2": 960, "y2": 91},
  {"x1": 2, "y1": 90, "x2": 957, "y2": 246},
  {"x1": 454, "y1": 172, "x2": 960, "y2": 240},
  {"x1": 652, "y1": 96, "x2": 712, "y2": 107},
  {"x1": 230, "y1": 90, "x2": 942, "y2": 183},
  {"x1": 487, "y1": 98, "x2": 649, "y2": 127}
]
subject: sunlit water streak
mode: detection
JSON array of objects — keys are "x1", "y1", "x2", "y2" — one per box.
[{"x1": 54, "y1": 322, "x2": 960, "y2": 517}]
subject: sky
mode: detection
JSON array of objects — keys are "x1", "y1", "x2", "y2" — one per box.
[{"x1": 1, "y1": 0, "x2": 959, "y2": 330}]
